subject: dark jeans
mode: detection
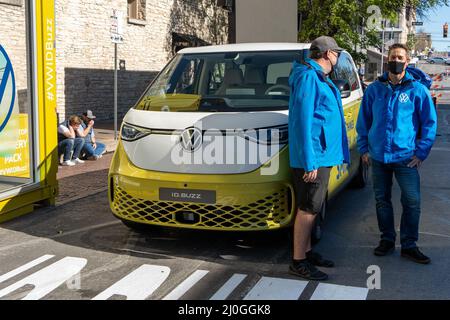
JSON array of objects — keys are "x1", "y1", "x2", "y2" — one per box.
[
  {"x1": 371, "y1": 159, "x2": 421, "y2": 249},
  {"x1": 58, "y1": 138, "x2": 84, "y2": 161},
  {"x1": 81, "y1": 142, "x2": 106, "y2": 159}
]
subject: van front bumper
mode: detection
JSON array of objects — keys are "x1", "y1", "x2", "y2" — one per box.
[{"x1": 108, "y1": 141, "x2": 295, "y2": 231}]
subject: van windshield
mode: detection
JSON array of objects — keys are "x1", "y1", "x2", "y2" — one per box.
[{"x1": 134, "y1": 50, "x2": 306, "y2": 112}]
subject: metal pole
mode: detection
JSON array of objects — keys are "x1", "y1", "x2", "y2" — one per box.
[
  {"x1": 380, "y1": 31, "x2": 384, "y2": 74},
  {"x1": 114, "y1": 42, "x2": 117, "y2": 140},
  {"x1": 381, "y1": 27, "x2": 385, "y2": 75}
]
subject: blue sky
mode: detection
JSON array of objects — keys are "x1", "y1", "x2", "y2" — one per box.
[{"x1": 420, "y1": 5, "x2": 450, "y2": 51}]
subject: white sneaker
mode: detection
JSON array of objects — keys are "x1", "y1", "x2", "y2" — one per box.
[
  {"x1": 73, "y1": 158, "x2": 85, "y2": 164},
  {"x1": 62, "y1": 160, "x2": 75, "y2": 166}
]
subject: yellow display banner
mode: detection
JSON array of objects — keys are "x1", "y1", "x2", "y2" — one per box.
[{"x1": 0, "y1": 113, "x2": 30, "y2": 178}]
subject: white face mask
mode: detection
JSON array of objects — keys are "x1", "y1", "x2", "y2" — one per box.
[{"x1": 326, "y1": 51, "x2": 339, "y2": 75}]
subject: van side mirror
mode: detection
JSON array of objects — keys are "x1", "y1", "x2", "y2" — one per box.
[{"x1": 332, "y1": 79, "x2": 351, "y2": 99}]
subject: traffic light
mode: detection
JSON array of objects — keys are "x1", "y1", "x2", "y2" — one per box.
[{"x1": 444, "y1": 23, "x2": 448, "y2": 38}]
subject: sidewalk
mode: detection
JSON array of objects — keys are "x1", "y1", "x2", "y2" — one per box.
[
  {"x1": 56, "y1": 120, "x2": 122, "y2": 205},
  {"x1": 92, "y1": 120, "x2": 123, "y2": 153}
]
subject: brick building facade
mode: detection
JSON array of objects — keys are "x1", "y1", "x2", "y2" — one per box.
[
  {"x1": 1, "y1": 0, "x2": 229, "y2": 122},
  {"x1": 55, "y1": 0, "x2": 229, "y2": 121}
]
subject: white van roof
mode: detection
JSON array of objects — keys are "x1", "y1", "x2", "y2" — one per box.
[{"x1": 178, "y1": 43, "x2": 311, "y2": 54}]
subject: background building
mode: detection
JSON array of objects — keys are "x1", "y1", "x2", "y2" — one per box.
[
  {"x1": 365, "y1": 6, "x2": 416, "y2": 81},
  {"x1": 2, "y1": 0, "x2": 299, "y2": 122},
  {"x1": 234, "y1": 0, "x2": 298, "y2": 43},
  {"x1": 55, "y1": 0, "x2": 230, "y2": 121},
  {"x1": 415, "y1": 31, "x2": 433, "y2": 55}
]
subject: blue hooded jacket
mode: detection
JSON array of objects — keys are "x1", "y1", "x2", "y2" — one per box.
[
  {"x1": 356, "y1": 71, "x2": 437, "y2": 163},
  {"x1": 288, "y1": 58, "x2": 350, "y2": 172}
]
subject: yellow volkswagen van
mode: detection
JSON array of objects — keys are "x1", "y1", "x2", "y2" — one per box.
[{"x1": 108, "y1": 43, "x2": 367, "y2": 239}]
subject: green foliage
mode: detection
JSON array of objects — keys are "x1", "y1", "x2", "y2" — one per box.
[
  {"x1": 406, "y1": 33, "x2": 417, "y2": 51},
  {"x1": 298, "y1": 0, "x2": 449, "y2": 64}
]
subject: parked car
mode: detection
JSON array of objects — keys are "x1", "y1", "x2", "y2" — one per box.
[
  {"x1": 445, "y1": 58, "x2": 450, "y2": 65},
  {"x1": 408, "y1": 57, "x2": 419, "y2": 69},
  {"x1": 108, "y1": 43, "x2": 368, "y2": 241},
  {"x1": 428, "y1": 57, "x2": 447, "y2": 64}
]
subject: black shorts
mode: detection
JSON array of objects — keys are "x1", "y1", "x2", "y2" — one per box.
[{"x1": 291, "y1": 167, "x2": 332, "y2": 215}]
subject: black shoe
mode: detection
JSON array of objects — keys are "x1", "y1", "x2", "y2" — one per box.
[
  {"x1": 306, "y1": 251, "x2": 335, "y2": 268},
  {"x1": 401, "y1": 247, "x2": 431, "y2": 264},
  {"x1": 374, "y1": 240, "x2": 395, "y2": 256},
  {"x1": 289, "y1": 261, "x2": 328, "y2": 281}
]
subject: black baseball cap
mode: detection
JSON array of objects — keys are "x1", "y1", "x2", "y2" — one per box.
[{"x1": 310, "y1": 36, "x2": 344, "y2": 53}]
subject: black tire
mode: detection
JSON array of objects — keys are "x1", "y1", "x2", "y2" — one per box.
[
  {"x1": 352, "y1": 157, "x2": 369, "y2": 188},
  {"x1": 311, "y1": 198, "x2": 326, "y2": 245},
  {"x1": 429, "y1": 60, "x2": 435, "y2": 64}
]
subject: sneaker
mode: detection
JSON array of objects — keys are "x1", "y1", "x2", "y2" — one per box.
[
  {"x1": 306, "y1": 251, "x2": 335, "y2": 268},
  {"x1": 401, "y1": 247, "x2": 431, "y2": 264},
  {"x1": 289, "y1": 260, "x2": 328, "y2": 281},
  {"x1": 87, "y1": 155, "x2": 100, "y2": 160},
  {"x1": 73, "y1": 158, "x2": 85, "y2": 164},
  {"x1": 61, "y1": 160, "x2": 75, "y2": 166},
  {"x1": 374, "y1": 240, "x2": 395, "y2": 256}
]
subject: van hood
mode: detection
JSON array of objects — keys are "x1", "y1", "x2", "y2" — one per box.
[
  {"x1": 123, "y1": 108, "x2": 288, "y2": 131},
  {"x1": 121, "y1": 108, "x2": 288, "y2": 174}
]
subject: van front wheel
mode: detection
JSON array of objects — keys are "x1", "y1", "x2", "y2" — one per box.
[{"x1": 352, "y1": 157, "x2": 369, "y2": 188}]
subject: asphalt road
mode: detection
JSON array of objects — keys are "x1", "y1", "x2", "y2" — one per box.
[{"x1": 0, "y1": 69, "x2": 449, "y2": 301}]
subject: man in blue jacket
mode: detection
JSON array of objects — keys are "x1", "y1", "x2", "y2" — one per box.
[
  {"x1": 288, "y1": 36, "x2": 350, "y2": 281},
  {"x1": 357, "y1": 43, "x2": 437, "y2": 264}
]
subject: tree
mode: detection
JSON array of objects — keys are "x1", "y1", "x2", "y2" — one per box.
[
  {"x1": 406, "y1": 33, "x2": 417, "y2": 51},
  {"x1": 297, "y1": 0, "x2": 450, "y2": 64}
]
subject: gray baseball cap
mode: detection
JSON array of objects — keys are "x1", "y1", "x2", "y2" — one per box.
[{"x1": 310, "y1": 36, "x2": 344, "y2": 53}]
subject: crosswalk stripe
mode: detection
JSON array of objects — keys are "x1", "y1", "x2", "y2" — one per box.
[
  {"x1": 310, "y1": 283, "x2": 369, "y2": 300},
  {"x1": 92, "y1": 265, "x2": 171, "y2": 300},
  {"x1": 209, "y1": 273, "x2": 247, "y2": 300},
  {"x1": 243, "y1": 276, "x2": 308, "y2": 300},
  {"x1": 0, "y1": 255, "x2": 54, "y2": 284},
  {"x1": 162, "y1": 270, "x2": 209, "y2": 300},
  {"x1": 0, "y1": 257, "x2": 87, "y2": 300},
  {"x1": 0, "y1": 253, "x2": 370, "y2": 301}
]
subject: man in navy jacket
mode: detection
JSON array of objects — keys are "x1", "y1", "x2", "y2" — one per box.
[
  {"x1": 357, "y1": 43, "x2": 437, "y2": 264},
  {"x1": 288, "y1": 36, "x2": 350, "y2": 281}
]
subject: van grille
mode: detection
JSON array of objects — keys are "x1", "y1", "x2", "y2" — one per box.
[{"x1": 112, "y1": 186, "x2": 292, "y2": 230}]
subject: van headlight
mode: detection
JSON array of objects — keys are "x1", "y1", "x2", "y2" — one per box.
[
  {"x1": 120, "y1": 123, "x2": 151, "y2": 141},
  {"x1": 241, "y1": 125, "x2": 288, "y2": 145}
]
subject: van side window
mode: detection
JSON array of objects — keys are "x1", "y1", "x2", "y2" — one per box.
[{"x1": 332, "y1": 52, "x2": 360, "y2": 91}]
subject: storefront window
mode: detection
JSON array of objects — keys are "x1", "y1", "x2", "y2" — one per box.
[{"x1": 0, "y1": 2, "x2": 34, "y2": 193}]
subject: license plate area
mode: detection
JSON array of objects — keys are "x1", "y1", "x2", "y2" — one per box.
[{"x1": 159, "y1": 188, "x2": 216, "y2": 204}]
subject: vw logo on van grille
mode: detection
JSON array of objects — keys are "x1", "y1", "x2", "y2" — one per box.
[{"x1": 180, "y1": 127, "x2": 203, "y2": 152}]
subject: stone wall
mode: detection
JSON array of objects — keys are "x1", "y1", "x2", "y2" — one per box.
[{"x1": 55, "y1": 0, "x2": 229, "y2": 122}]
